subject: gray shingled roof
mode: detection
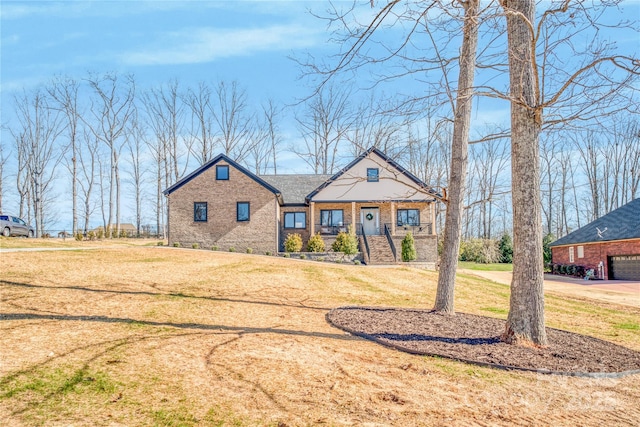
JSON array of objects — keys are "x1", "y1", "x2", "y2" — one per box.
[
  {"x1": 259, "y1": 174, "x2": 332, "y2": 205},
  {"x1": 549, "y1": 198, "x2": 640, "y2": 247}
]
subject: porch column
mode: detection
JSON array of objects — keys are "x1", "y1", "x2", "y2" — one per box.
[
  {"x1": 391, "y1": 202, "x2": 396, "y2": 236},
  {"x1": 310, "y1": 202, "x2": 315, "y2": 235},
  {"x1": 431, "y1": 202, "x2": 436, "y2": 235},
  {"x1": 351, "y1": 202, "x2": 356, "y2": 232}
]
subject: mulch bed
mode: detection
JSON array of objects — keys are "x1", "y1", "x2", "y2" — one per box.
[{"x1": 326, "y1": 307, "x2": 640, "y2": 377}]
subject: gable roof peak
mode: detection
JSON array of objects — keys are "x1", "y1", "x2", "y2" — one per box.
[
  {"x1": 163, "y1": 153, "x2": 281, "y2": 199},
  {"x1": 305, "y1": 145, "x2": 442, "y2": 202}
]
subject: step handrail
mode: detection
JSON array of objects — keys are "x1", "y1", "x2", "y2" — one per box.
[
  {"x1": 360, "y1": 223, "x2": 371, "y2": 263},
  {"x1": 384, "y1": 224, "x2": 397, "y2": 262}
]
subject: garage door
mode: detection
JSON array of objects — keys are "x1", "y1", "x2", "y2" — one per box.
[{"x1": 609, "y1": 255, "x2": 640, "y2": 280}]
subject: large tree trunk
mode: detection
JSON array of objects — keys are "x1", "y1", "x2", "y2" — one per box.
[
  {"x1": 434, "y1": 0, "x2": 479, "y2": 313},
  {"x1": 71, "y1": 138, "x2": 77, "y2": 235},
  {"x1": 501, "y1": 0, "x2": 547, "y2": 346}
]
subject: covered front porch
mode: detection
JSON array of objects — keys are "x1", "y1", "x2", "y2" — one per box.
[{"x1": 309, "y1": 201, "x2": 435, "y2": 238}]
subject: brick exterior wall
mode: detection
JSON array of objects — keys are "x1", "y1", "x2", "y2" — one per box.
[
  {"x1": 391, "y1": 235, "x2": 438, "y2": 262},
  {"x1": 551, "y1": 239, "x2": 640, "y2": 279},
  {"x1": 167, "y1": 161, "x2": 279, "y2": 254},
  {"x1": 280, "y1": 206, "x2": 311, "y2": 250}
]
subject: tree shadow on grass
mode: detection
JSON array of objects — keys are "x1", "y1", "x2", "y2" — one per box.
[
  {"x1": 0, "y1": 312, "x2": 358, "y2": 342},
  {"x1": 0, "y1": 279, "x2": 329, "y2": 311}
]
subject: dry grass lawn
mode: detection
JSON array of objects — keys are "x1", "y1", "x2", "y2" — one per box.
[{"x1": 1, "y1": 244, "x2": 639, "y2": 426}]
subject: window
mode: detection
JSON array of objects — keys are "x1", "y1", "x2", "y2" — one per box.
[
  {"x1": 194, "y1": 202, "x2": 207, "y2": 222},
  {"x1": 320, "y1": 209, "x2": 343, "y2": 226},
  {"x1": 569, "y1": 246, "x2": 575, "y2": 263},
  {"x1": 216, "y1": 165, "x2": 229, "y2": 180},
  {"x1": 577, "y1": 246, "x2": 584, "y2": 259},
  {"x1": 367, "y1": 168, "x2": 379, "y2": 182},
  {"x1": 237, "y1": 202, "x2": 250, "y2": 221},
  {"x1": 284, "y1": 212, "x2": 306, "y2": 229},
  {"x1": 397, "y1": 209, "x2": 420, "y2": 226}
]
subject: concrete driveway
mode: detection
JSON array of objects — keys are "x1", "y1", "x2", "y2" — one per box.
[{"x1": 459, "y1": 269, "x2": 640, "y2": 308}]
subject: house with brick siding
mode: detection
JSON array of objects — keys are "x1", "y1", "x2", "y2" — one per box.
[
  {"x1": 549, "y1": 198, "x2": 640, "y2": 280},
  {"x1": 163, "y1": 147, "x2": 442, "y2": 265}
]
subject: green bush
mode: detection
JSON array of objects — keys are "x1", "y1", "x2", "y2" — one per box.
[
  {"x1": 299, "y1": 254, "x2": 307, "y2": 260},
  {"x1": 88, "y1": 231, "x2": 97, "y2": 241},
  {"x1": 284, "y1": 233, "x2": 303, "y2": 253},
  {"x1": 332, "y1": 225, "x2": 358, "y2": 255},
  {"x1": 459, "y1": 238, "x2": 501, "y2": 264},
  {"x1": 265, "y1": 251, "x2": 272, "y2": 256},
  {"x1": 353, "y1": 260, "x2": 361, "y2": 265},
  {"x1": 283, "y1": 253, "x2": 291, "y2": 258},
  {"x1": 437, "y1": 233, "x2": 444, "y2": 256},
  {"x1": 192, "y1": 243, "x2": 199, "y2": 249},
  {"x1": 212, "y1": 245, "x2": 219, "y2": 251},
  {"x1": 229, "y1": 247, "x2": 236, "y2": 252},
  {"x1": 498, "y1": 233, "x2": 513, "y2": 263},
  {"x1": 543, "y1": 233, "x2": 555, "y2": 266},
  {"x1": 306, "y1": 233, "x2": 326, "y2": 252},
  {"x1": 246, "y1": 247, "x2": 253, "y2": 254},
  {"x1": 97, "y1": 229, "x2": 104, "y2": 239},
  {"x1": 75, "y1": 232, "x2": 84, "y2": 241},
  {"x1": 173, "y1": 242, "x2": 181, "y2": 248},
  {"x1": 157, "y1": 241, "x2": 164, "y2": 246},
  {"x1": 119, "y1": 229, "x2": 128, "y2": 238},
  {"x1": 401, "y1": 232, "x2": 417, "y2": 262}
]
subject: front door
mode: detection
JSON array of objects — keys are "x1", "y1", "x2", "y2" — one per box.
[{"x1": 361, "y1": 208, "x2": 380, "y2": 235}]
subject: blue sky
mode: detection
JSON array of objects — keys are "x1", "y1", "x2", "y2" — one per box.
[
  {"x1": 1, "y1": 1, "x2": 333, "y2": 106},
  {"x1": 3, "y1": 0, "x2": 638, "y2": 145}
]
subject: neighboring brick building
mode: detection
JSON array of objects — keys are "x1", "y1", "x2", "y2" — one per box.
[
  {"x1": 164, "y1": 147, "x2": 442, "y2": 265},
  {"x1": 549, "y1": 198, "x2": 640, "y2": 280}
]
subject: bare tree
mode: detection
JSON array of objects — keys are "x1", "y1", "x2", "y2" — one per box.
[
  {"x1": 11, "y1": 89, "x2": 65, "y2": 237},
  {"x1": 142, "y1": 80, "x2": 189, "y2": 238},
  {"x1": 569, "y1": 117, "x2": 640, "y2": 226},
  {"x1": 143, "y1": 128, "x2": 167, "y2": 239},
  {"x1": 500, "y1": 0, "x2": 547, "y2": 345},
  {"x1": 85, "y1": 72, "x2": 136, "y2": 237},
  {"x1": 344, "y1": 95, "x2": 405, "y2": 158},
  {"x1": 185, "y1": 81, "x2": 215, "y2": 165},
  {"x1": 48, "y1": 75, "x2": 81, "y2": 235},
  {"x1": 126, "y1": 113, "x2": 147, "y2": 237},
  {"x1": 539, "y1": 134, "x2": 561, "y2": 236},
  {"x1": 264, "y1": 99, "x2": 283, "y2": 174},
  {"x1": 405, "y1": 120, "x2": 452, "y2": 233},
  {"x1": 15, "y1": 130, "x2": 31, "y2": 220},
  {"x1": 0, "y1": 138, "x2": 7, "y2": 213},
  {"x1": 494, "y1": 0, "x2": 639, "y2": 346},
  {"x1": 434, "y1": 0, "x2": 480, "y2": 313},
  {"x1": 145, "y1": 80, "x2": 189, "y2": 183},
  {"x1": 78, "y1": 128, "x2": 99, "y2": 233},
  {"x1": 294, "y1": 84, "x2": 353, "y2": 174},
  {"x1": 212, "y1": 80, "x2": 256, "y2": 164}
]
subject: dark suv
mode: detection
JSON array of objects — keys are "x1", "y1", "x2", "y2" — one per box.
[{"x1": 0, "y1": 215, "x2": 35, "y2": 237}]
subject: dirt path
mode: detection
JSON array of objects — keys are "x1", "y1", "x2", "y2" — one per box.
[{"x1": 459, "y1": 269, "x2": 640, "y2": 308}]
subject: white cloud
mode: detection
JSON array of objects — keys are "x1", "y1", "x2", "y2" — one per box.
[
  {"x1": 0, "y1": 1, "x2": 89, "y2": 20},
  {"x1": 120, "y1": 24, "x2": 321, "y2": 66}
]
